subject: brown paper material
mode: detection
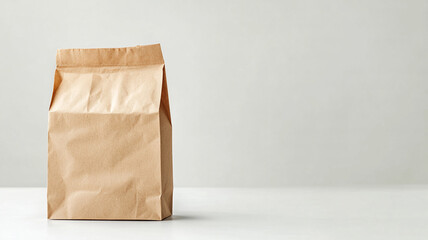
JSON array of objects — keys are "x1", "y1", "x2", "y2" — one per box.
[{"x1": 47, "y1": 44, "x2": 173, "y2": 220}]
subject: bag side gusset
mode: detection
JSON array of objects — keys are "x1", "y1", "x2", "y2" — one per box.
[{"x1": 159, "y1": 65, "x2": 173, "y2": 219}]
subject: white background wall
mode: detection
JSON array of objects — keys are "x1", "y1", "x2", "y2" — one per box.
[{"x1": 0, "y1": 0, "x2": 427, "y2": 187}]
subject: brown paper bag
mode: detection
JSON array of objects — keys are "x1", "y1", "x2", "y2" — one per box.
[{"x1": 47, "y1": 44, "x2": 173, "y2": 220}]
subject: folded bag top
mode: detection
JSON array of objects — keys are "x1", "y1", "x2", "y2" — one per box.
[
  {"x1": 48, "y1": 44, "x2": 173, "y2": 220},
  {"x1": 56, "y1": 45, "x2": 164, "y2": 67}
]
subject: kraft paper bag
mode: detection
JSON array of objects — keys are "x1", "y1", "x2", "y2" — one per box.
[{"x1": 47, "y1": 44, "x2": 173, "y2": 220}]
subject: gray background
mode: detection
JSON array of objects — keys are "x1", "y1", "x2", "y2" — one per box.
[{"x1": 0, "y1": 0, "x2": 427, "y2": 187}]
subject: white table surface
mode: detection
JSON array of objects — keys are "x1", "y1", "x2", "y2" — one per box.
[{"x1": 1, "y1": 187, "x2": 428, "y2": 240}]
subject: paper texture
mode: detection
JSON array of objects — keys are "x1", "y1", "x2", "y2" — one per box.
[{"x1": 47, "y1": 44, "x2": 173, "y2": 220}]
